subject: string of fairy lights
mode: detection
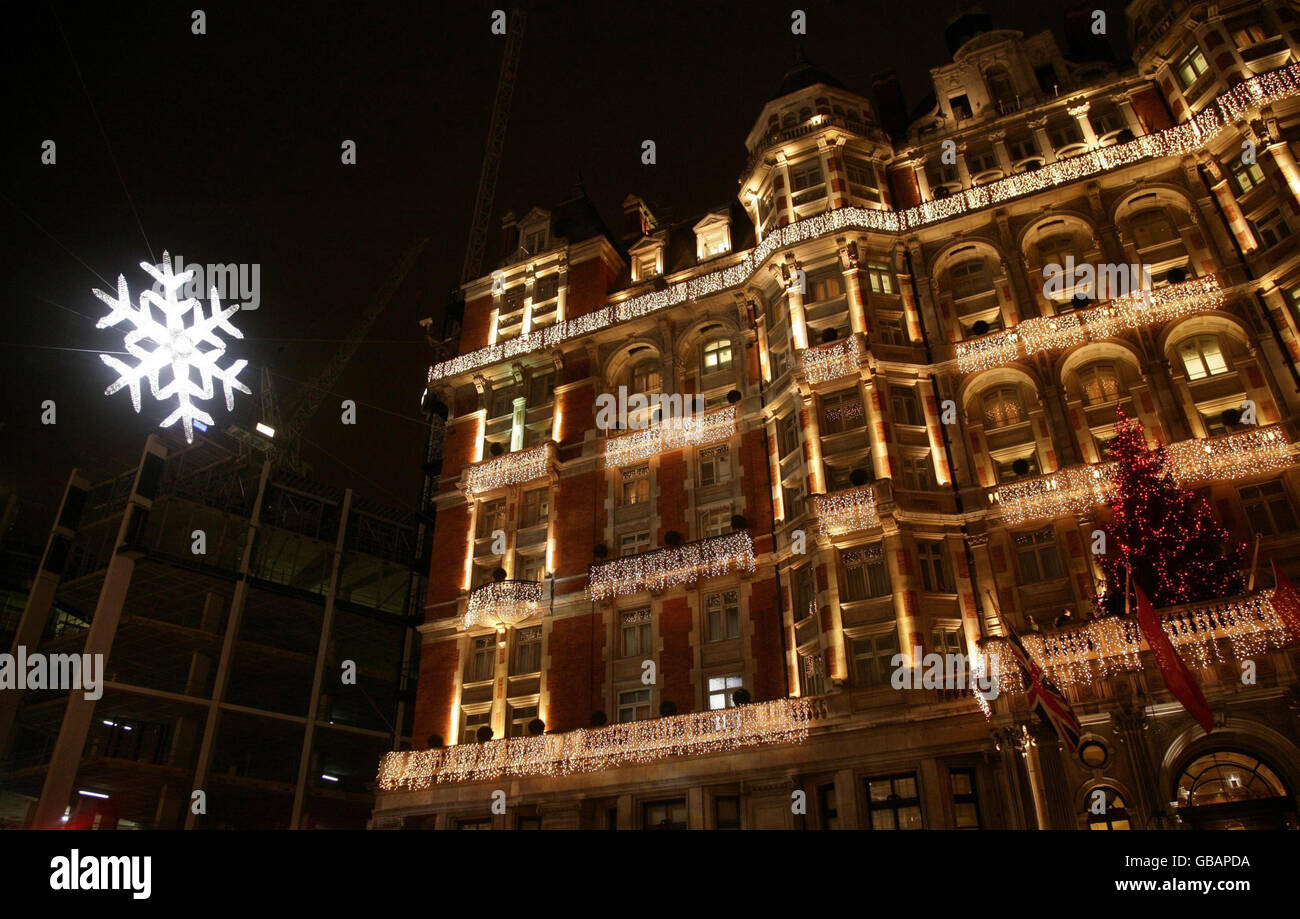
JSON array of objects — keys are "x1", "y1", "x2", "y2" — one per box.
[
  {"x1": 813, "y1": 486, "x2": 880, "y2": 536},
  {"x1": 426, "y1": 64, "x2": 1300, "y2": 387},
  {"x1": 463, "y1": 579, "x2": 543, "y2": 630},
  {"x1": 461, "y1": 442, "x2": 552, "y2": 497},
  {"x1": 604, "y1": 406, "x2": 737, "y2": 468},
  {"x1": 801, "y1": 338, "x2": 861, "y2": 384},
  {"x1": 376, "y1": 697, "x2": 817, "y2": 787},
  {"x1": 992, "y1": 425, "x2": 1295, "y2": 525},
  {"x1": 985, "y1": 590, "x2": 1294, "y2": 694},
  {"x1": 588, "y1": 532, "x2": 756, "y2": 600},
  {"x1": 955, "y1": 276, "x2": 1227, "y2": 374}
]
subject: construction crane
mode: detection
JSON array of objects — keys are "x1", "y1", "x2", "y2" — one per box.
[{"x1": 461, "y1": 8, "x2": 526, "y2": 285}]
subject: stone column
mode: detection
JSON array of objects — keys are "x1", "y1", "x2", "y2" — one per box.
[
  {"x1": 838, "y1": 239, "x2": 869, "y2": 336},
  {"x1": 1069, "y1": 99, "x2": 1099, "y2": 148}
]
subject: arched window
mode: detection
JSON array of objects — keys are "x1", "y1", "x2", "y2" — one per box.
[
  {"x1": 981, "y1": 386, "x2": 1025, "y2": 428},
  {"x1": 1177, "y1": 335, "x2": 1229, "y2": 380},
  {"x1": 949, "y1": 258, "x2": 993, "y2": 299},
  {"x1": 702, "y1": 339, "x2": 733, "y2": 373},
  {"x1": 1079, "y1": 363, "x2": 1120, "y2": 405},
  {"x1": 631, "y1": 360, "x2": 661, "y2": 395},
  {"x1": 985, "y1": 66, "x2": 1017, "y2": 112},
  {"x1": 1129, "y1": 208, "x2": 1180, "y2": 250},
  {"x1": 1085, "y1": 787, "x2": 1131, "y2": 830},
  {"x1": 1178, "y1": 751, "x2": 1288, "y2": 807}
]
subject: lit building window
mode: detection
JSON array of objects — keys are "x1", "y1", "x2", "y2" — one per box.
[
  {"x1": 866, "y1": 261, "x2": 894, "y2": 294},
  {"x1": 1178, "y1": 335, "x2": 1229, "y2": 380},
  {"x1": 699, "y1": 506, "x2": 732, "y2": 539},
  {"x1": 619, "y1": 530, "x2": 651, "y2": 556},
  {"x1": 707, "y1": 673, "x2": 744, "y2": 709},
  {"x1": 823, "y1": 390, "x2": 865, "y2": 434},
  {"x1": 1230, "y1": 158, "x2": 1267, "y2": 194},
  {"x1": 1086, "y1": 787, "x2": 1131, "y2": 830},
  {"x1": 982, "y1": 387, "x2": 1025, "y2": 428},
  {"x1": 1080, "y1": 363, "x2": 1120, "y2": 405},
  {"x1": 644, "y1": 798, "x2": 687, "y2": 830},
  {"x1": 467, "y1": 637, "x2": 495, "y2": 684},
  {"x1": 476, "y1": 499, "x2": 506, "y2": 538},
  {"x1": 1175, "y1": 46, "x2": 1209, "y2": 89},
  {"x1": 867, "y1": 774, "x2": 923, "y2": 829},
  {"x1": 951, "y1": 769, "x2": 981, "y2": 829},
  {"x1": 520, "y1": 488, "x2": 549, "y2": 528},
  {"x1": 703, "y1": 339, "x2": 733, "y2": 372},
  {"x1": 621, "y1": 466, "x2": 651, "y2": 505},
  {"x1": 461, "y1": 709, "x2": 491, "y2": 743},
  {"x1": 508, "y1": 703, "x2": 538, "y2": 737}
]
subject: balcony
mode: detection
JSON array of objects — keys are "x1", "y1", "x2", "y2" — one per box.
[
  {"x1": 989, "y1": 425, "x2": 1295, "y2": 525},
  {"x1": 459, "y1": 441, "x2": 555, "y2": 498},
  {"x1": 377, "y1": 696, "x2": 826, "y2": 788},
  {"x1": 799, "y1": 336, "x2": 862, "y2": 385},
  {"x1": 588, "y1": 532, "x2": 756, "y2": 601},
  {"x1": 604, "y1": 405, "x2": 736, "y2": 469},
  {"x1": 813, "y1": 484, "x2": 881, "y2": 536},
  {"x1": 955, "y1": 275, "x2": 1226, "y2": 374},
  {"x1": 463, "y1": 579, "x2": 543, "y2": 631},
  {"x1": 983, "y1": 588, "x2": 1295, "y2": 695}
]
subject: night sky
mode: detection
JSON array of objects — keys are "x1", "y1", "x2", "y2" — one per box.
[{"x1": 2, "y1": 0, "x2": 1127, "y2": 535}]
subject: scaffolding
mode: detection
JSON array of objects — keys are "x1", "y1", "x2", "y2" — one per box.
[{"x1": 0, "y1": 428, "x2": 422, "y2": 829}]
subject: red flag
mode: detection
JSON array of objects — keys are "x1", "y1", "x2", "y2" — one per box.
[
  {"x1": 1135, "y1": 584, "x2": 1214, "y2": 735},
  {"x1": 1269, "y1": 561, "x2": 1300, "y2": 641}
]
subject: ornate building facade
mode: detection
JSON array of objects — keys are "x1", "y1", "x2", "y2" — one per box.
[{"x1": 376, "y1": 0, "x2": 1300, "y2": 829}]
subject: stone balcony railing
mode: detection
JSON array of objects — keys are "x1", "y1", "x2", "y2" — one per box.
[
  {"x1": 954, "y1": 275, "x2": 1226, "y2": 374},
  {"x1": 813, "y1": 484, "x2": 882, "y2": 536},
  {"x1": 798, "y1": 335, "x2": 864, "y2": 385},
  {"x1": 463, "y1": 579, "x2": 543, "y2": 631},
  {"x1": 982, "y1": 589, "x2": 1296, "y2": 695},
  {"x1": 588, "y1": 532, "x2": 756, "y2": 601},
  {"x1": 603, "y1": 405, "x2": 736, "y2": 469},
  {"x1": 989, "y1": 425, "x2": 1294, "y2": 525},
  {"x1": 459, "y1": 441, "x2": 555, "y2": 498},
  {"x1": 376, "y1": 696, "x2": 829, "y2": 789}
]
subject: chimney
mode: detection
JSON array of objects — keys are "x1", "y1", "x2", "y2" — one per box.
[
  {"x1": 621, "y1": 194, "x2": 656, "y2": 244},
  {"x1": 871, "y1": 70, "x2": 909, "y2": 139},
  {"x1": 499, "y1": 211, "x2": 518, "y2": 261}
]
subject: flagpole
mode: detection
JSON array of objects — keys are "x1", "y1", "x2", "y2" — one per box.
[{"x1": 1247, "y1": 533, "x2": 1262, "y2": 591}]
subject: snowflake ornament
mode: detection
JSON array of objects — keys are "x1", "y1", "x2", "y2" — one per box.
[{"x1": 94, "y1": 251, "x2": 251, "y2": 443}]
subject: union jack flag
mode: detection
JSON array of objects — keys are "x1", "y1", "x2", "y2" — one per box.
[{"x1": 1002, "y1": 620, "x2": 1083, "y2": 754}]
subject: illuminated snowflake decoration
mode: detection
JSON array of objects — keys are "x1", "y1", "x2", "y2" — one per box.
[{"x1": 94, "y1": 252, "x2": 250, "y2": 443}]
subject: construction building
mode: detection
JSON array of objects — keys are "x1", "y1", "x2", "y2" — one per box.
[
  {"x1": 374, "y1": 0, "x2": 1300, "y2": 830},
  {"x1": 0, "y1": 428, "x2": 422, "y2": 829}
]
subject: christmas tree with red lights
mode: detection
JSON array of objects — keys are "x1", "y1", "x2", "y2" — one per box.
[{"x1": 1096, "y1": 408, "x2": 1247, "y2": 616}]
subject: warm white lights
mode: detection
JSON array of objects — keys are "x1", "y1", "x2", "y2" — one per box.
[
  {"x1": 426, "y1": 64, "x2": 1300, "y2": 390},
  {"x1": 588, "y1": 532, "x2": 756, "y2": 600},
  {"x1": 377, "y1": 697, "x2": 816, "y2": 787},
  {"x1": 991, "y1": 426, "x2": 1294, "y2": 525},
  {"x1": 604, "y1": 406, "x2": 736, "y2": 468},
  {"x1": 800, "y1": 338, "x2": 860, "y2": 384},
  {"x1": 957, "y1": 275, "x2": 1226, "y2": 374},
  {"x1": 461, "y1": 442, "x2": 552, "y2": 497},
  {"x1": 95, "y1": 252, "x2": 250, "y2": 443},
  {"x1": 463, "y1": 579, "x2": 543, "y2": 630},
  {"x1": 813, "y1": 486, "x2": 880, "y2": 535},
  {"x1": 985, "y1": 590, "x2": 1293, "y2": 693}
]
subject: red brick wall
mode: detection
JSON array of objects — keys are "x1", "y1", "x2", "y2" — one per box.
[
  {"x1": 739, "y1": 428, "x2": 773, "y2": 553},
  {"x1": 748, "y1": 576, "x2": 785, "y2": 701},
  {"x1": 565, "y1": 257, "x2": 614, "y2": 320},
  {"x1": 439, "y1": 415, "x2": 480, "y2": 483},
  {"x1": 412, "y1": 638, "x2": 460, "y2": 748},
  {"x1": 553, "y1": 468, "x2": 605, "y2": 581},
  {"x1": 427, "y1": 504, "x2": 470, "y2": 610},
  {"x1": 459, "y1": 292, "x2": 494, "y2": 353},
  {"x1": 546, "y1": 613, "x2": 605, "y2": 731},
  {"x1": 557, "y1": 381, "x2": 595, "y2": 450},
  {"x1": 658, "y1": 451, "x2": 689, "y2": 540},
  {"x1": 1131, "y1": 85, "x2": 1173, "y2": 132},
  {"x1": 660, "y1": 597, "x2": 694, "y2": 713}
]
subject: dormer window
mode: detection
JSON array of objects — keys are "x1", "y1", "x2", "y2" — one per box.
[
  {"x1": 694, "y1": 212, "x2": 732, "y2": 262},
  {"x1": 630, "y1": 237, "x2": 665, "y2": 282},
  {"x1": 523, "y1": 228, "x2": 548, "y2": 254}
]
